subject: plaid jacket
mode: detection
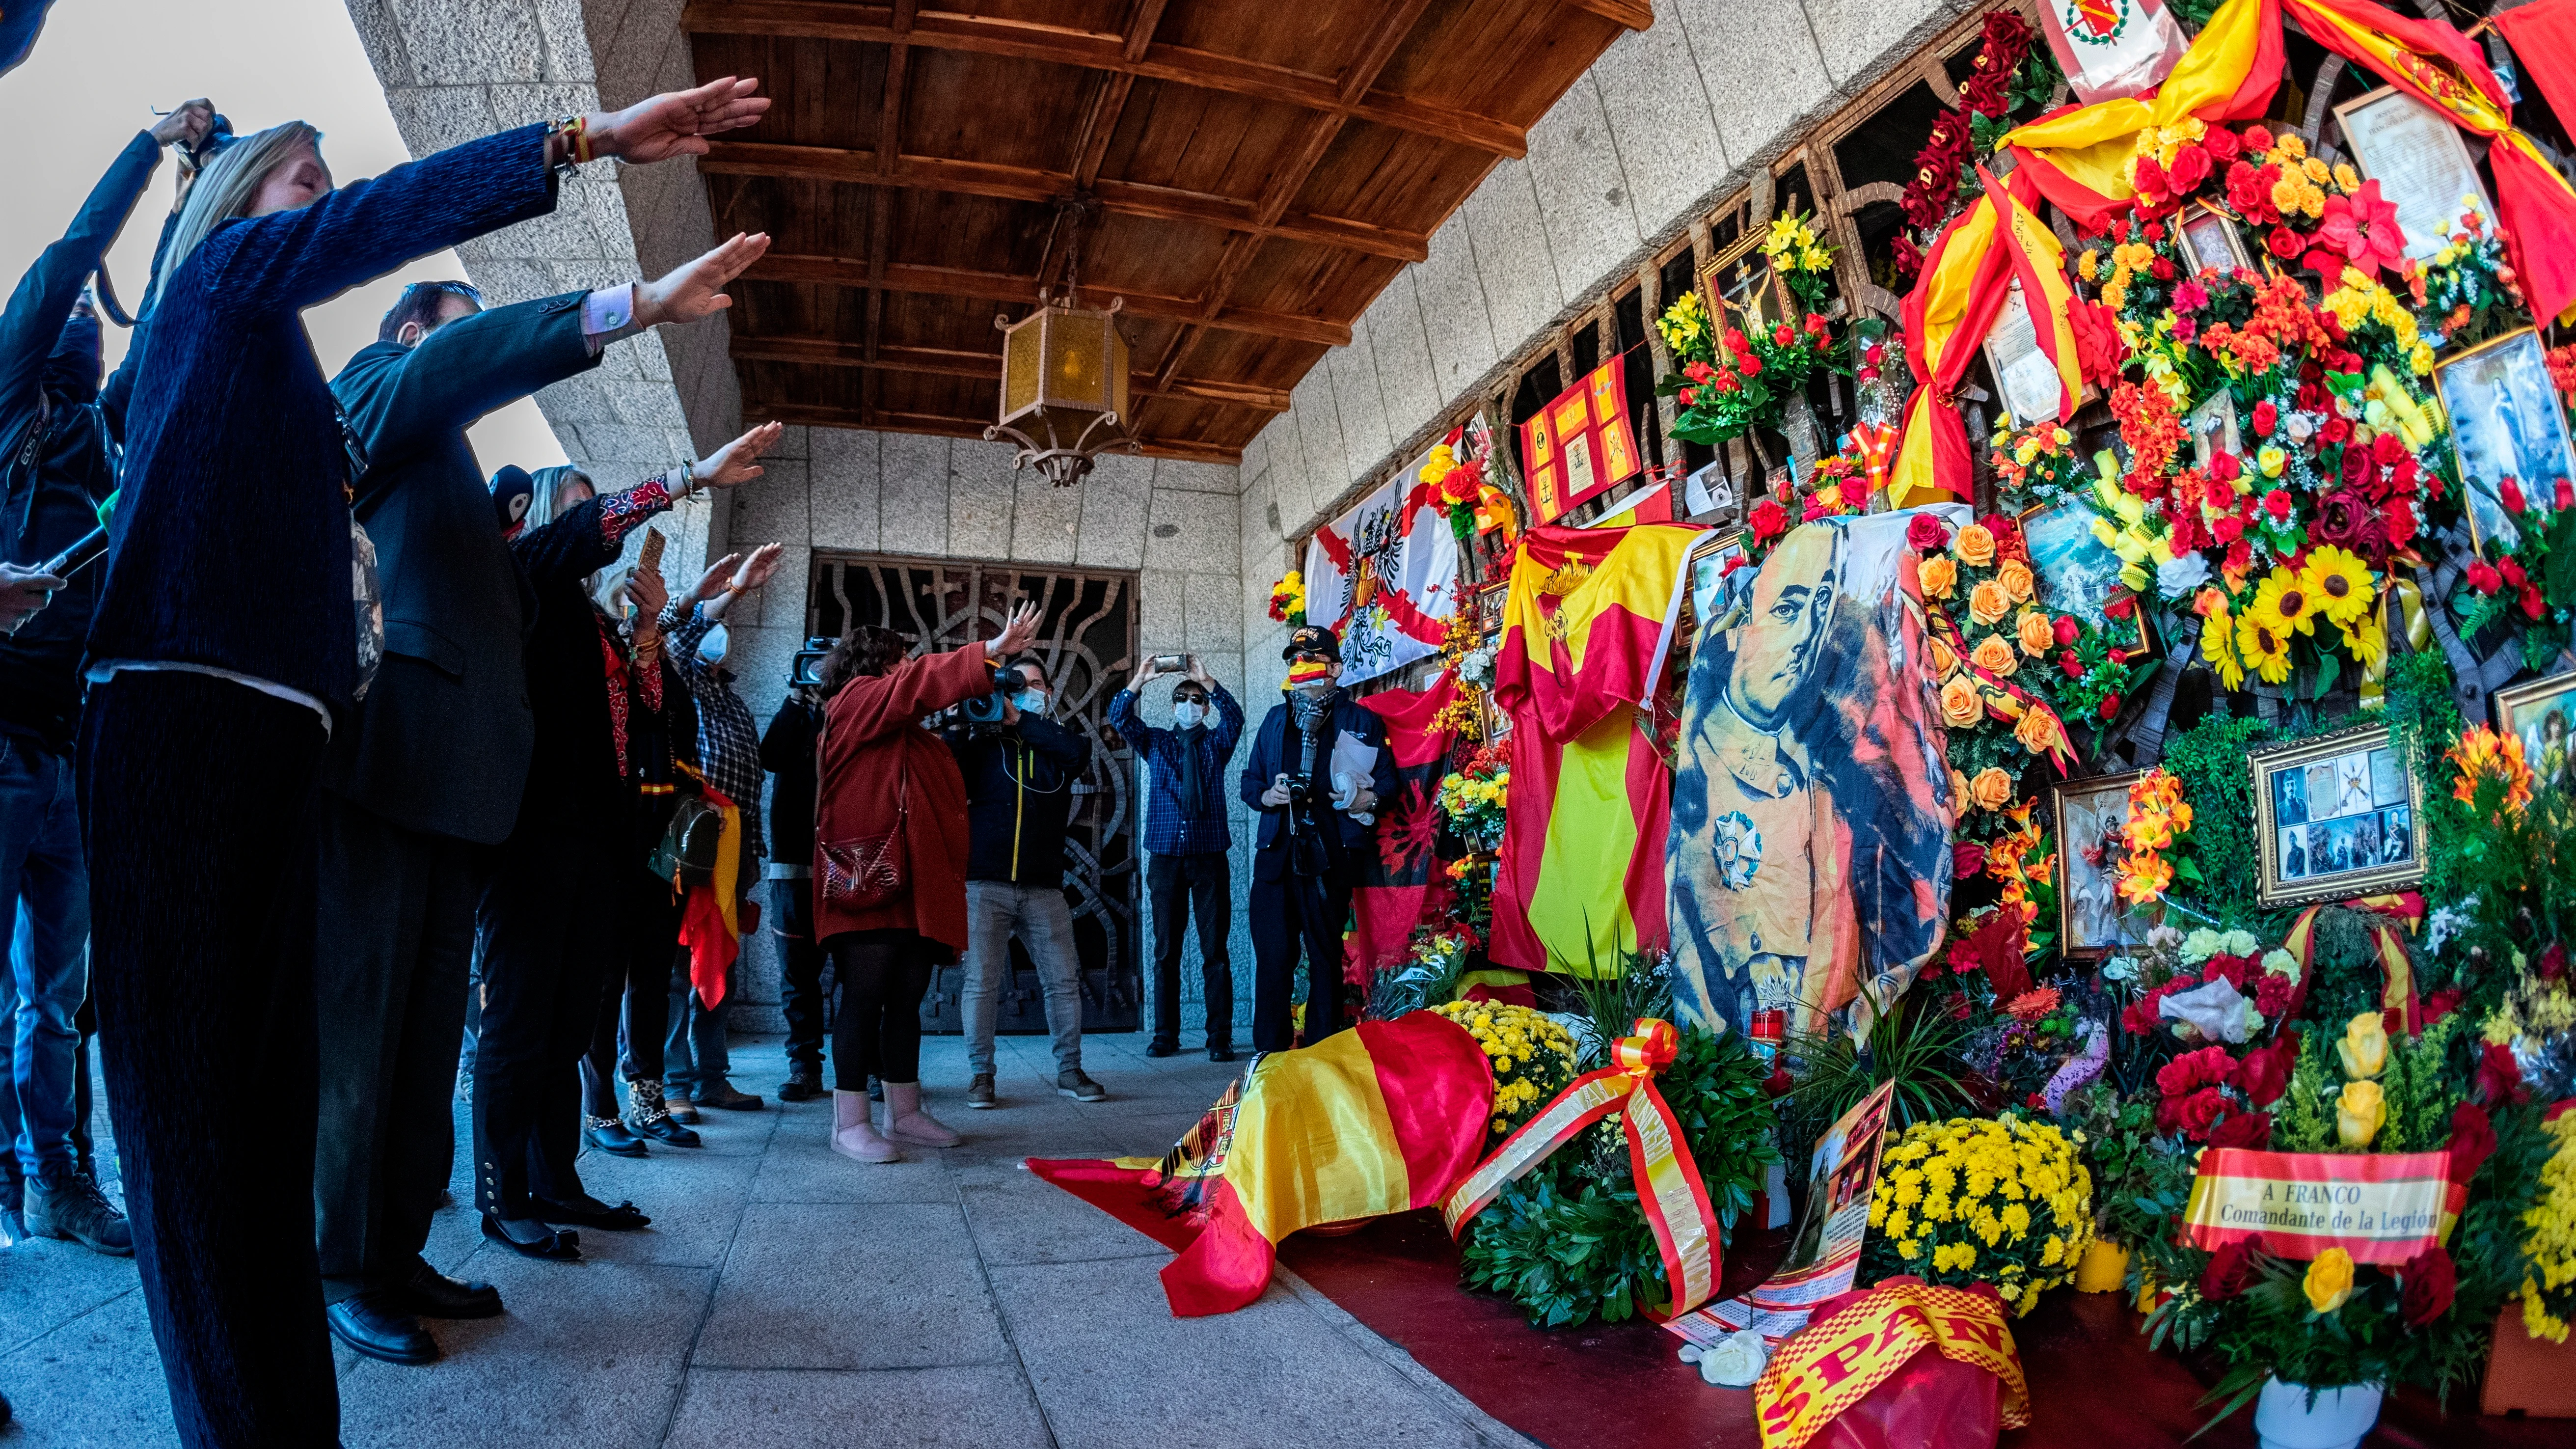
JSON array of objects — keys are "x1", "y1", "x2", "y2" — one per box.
[
  {"x1": 1109, "y1": 682, "x2": 1243, "y2": 856},
  {"x1": 662, "y1": 601, "x2": 764, "y2": 863}
]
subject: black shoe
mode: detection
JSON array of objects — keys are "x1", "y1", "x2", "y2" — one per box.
[
  {"x1": 394, "y1": 1257, "x2": 502, "y2": 1319},
  {"x1": 778, "y1": 1070, "x2": 824, "y2": 1102},
  {"x1": 26, "y1": 1170, "x2": 133, "y2": 1256},
  {"x1": 480, "y1": 1212, "x2": 580, "y2": 1260},
  {"x1": 584, "y1": 1116, "x2": 650, "y2": 1157},
  {"x1": 628, "y1": 1112, "x2": 702, "y2": 1148},
  {"x1": 1145, "y1": 1039, "x2": 1180, "y2": 1058},
  {"x1": 326, "y1": 1294, "x2": 437, "y2": 1366},
  {"x1": 535, "y1": 1194, "x2": 651, "y2": 1231},
  {"x1": 1208, "y1": 1044, "x2": 1238, "y2": 1063}
]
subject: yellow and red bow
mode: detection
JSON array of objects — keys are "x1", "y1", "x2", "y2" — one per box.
[
  {"x1": 1442, "y1": 1018, "x2": 1722, "y2": 1320},
  {"x1": 2280, "y1": 891, "x2": 2423, "y2": 1034}
]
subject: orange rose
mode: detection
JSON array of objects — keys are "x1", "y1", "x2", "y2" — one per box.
[
  {"x1": 1970, "y1": 633, "x2": 2020, "y2": 677},
  {"x1": 1969, "y1": 766, "x2": 2015, "y2": 811},
  {"x1": 1997, "y1": 557, "x2": 2036, "y2": 604},
  {"x1": 2014, "y1": 705, "x2": 2062, "y2": 756},
  {"x1": 2016, "y1": 609, "x2": 2055, "y2": 656},
  {"x1": 1951, "y1": 767, "x2": 1972, "y2": 803},
  {"x1": 1918, "y1": 554, "x2": 1959, "y2": 600},
  {"x1": 1939, "y1": 671, "x2": 1984, "y2": 728},
  {"x1": 1969, "y1": 579, "x2": 2013, "y2": 626},
  {"x1": 1930, "y1": 633, "x2": 1959, "y2": 674},
  {"x1": 1953, "y1": 522, "x2": 1997, "y2": 568}
]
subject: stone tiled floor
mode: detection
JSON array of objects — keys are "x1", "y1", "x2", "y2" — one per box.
[{"x1": 1, "y1": 1026, "x2": 1533, "y2": 1449}]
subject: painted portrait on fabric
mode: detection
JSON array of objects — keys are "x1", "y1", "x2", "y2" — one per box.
[{"x1": 1667, "y1": 509, "x2": 1959, "y2": 1045}]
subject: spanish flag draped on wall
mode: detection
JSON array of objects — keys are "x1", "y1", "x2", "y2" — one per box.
[
  {"x1": 1028, "y1": 1012, "x2": 1492, "y2": 1316},
  {"x1": 1885, "y1": 166, "x2": 2084, "y2": 508},
  {"x1": 1490, "y1": 522, "x2": 1702, "y2": 974}
]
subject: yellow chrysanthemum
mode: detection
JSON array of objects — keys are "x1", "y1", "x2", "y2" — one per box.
[
  {"x1": 2301, "y1": 547, "x2": 2375, "y2": 626},
  {"x1": 2249, "y1": 566, "x2": 2320, "y2": 637}
]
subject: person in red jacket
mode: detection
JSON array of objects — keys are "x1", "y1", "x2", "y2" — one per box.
[{"x1": 812, "y1": 601, "x2": 1039, "y2": 1162}]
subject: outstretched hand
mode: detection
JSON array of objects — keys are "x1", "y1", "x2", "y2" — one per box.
[
  {"x1": 989, "y1": 601, "x2": 1041, "y2": 658},
  {"x1": 691, "y1": 422, "x2": 785, "y2": 492},
  {"x1": 635, "y1": 232, "x2": 771, "y2": 328},
  {"x1": 733, "y1": 542, "x2": 787, "y2": 594},
  {"x1": 590, "y1": 77, "x2": 769, "y2": 164},
  {"x1": 689, "y1": 553, "x2": 742, "y2": 604}
]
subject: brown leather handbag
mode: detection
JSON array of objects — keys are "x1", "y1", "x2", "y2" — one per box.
[{"x1": 820, "y1": 765, "x2": 909, "y2": 907}]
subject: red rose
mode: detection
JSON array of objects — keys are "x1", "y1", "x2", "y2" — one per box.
[
  {"x1": 2502, "y1": 556, "x2": 2528, "y2": 589},
  {"x1": 2059, "y1": 650, "x2": 2084, "y2": 679},
  {"x1": 2268, "y1": 225, "x2": 2304, "y2": 260},
  {"x1": 1774, "y1": 323, "x2": 1796, "y2": 347},
  {"x1": 2108, "y1": 648, "x2": 2129, "y2": 664},
  {"x1": 1740, "y1": 354, "x2": 1764, "y2": 378},
  {"x1": 2097, "y1": 694, "x2": 2122, "y2": 721},
  {"x1": 2223, "y1": 537, "x2": 2252, "y2": 577},
  {"x1": 2053, "y1": 615, "x2": 2081, "y2": 647},
  {"x1": 1749, "y1": 498, "x2": 1788, "y2": 542},
  {"x1": 2467, "y1": 560, "x2": 2502, "y2": 595},
  {"x1": 2522, "y1": 584, "x2": 2545, "y2": 621},
  {"x1": 2234, "y1": 1039, "x2": 2296, "y2": 1105},
  {"x1": 2167, "y1": 144, "x2": 2212, "y2": 195},
  {"x1": 2213, "y1": 513, "x2": 2245, "y2": 544},
  {"x1": 2227, "y1": 162, "x2": 2279, "y2": 222},
  {"x1": 2477, "y1": 1041, "x2": 2529, "y2": 1106},
  {"x1": 2320, "y1": 416, "x2": 2352, "y2": 445},
  {"x1": 2134, "y1": 155, "x2": 2169, "y2": 197},
  {"x1": 2205, "y1": 128, "x2": 2243, "y2": 164},
  {"x1": 1908, "y1": 513, "x2": 1951, "y2": 551},
  {"x1": 2543, "y1": 942, "x2": 2568, "y2": 983},
  {"x1": 2202, "y1": 1240, "x2": 2259, "y2": 1301},
  {"x1": 2502, "y1": 476, "x2": 2528, "y2": 514},
  {"x1": 2176, "y1": 1088, "x2": 2228, "y2": 1141},
  {"x1": 2400, "y1": 1246, "x2": 2456, "y2": 1328},
  {"x1": 2263, "y1": 488, "x2": 2293, "y2": 522},
  {"x1": 2557, "y1": 477, "x2": 2573, "y2": 511},
  {"x1": 2149, "y1": 256, "x2": 2176, "y2": 281},
  {"x1": 2340, "y1": 445, "x2": 2374, "y2": 485},
  {"x1": 2157, "y1": 1045, "x2": 2235, "y2": 1098},
  {"x1": 2209, "y1": 1110, "x2": 2273, "y2": 1150},
  {"x1": 2447, "y1": 1102, "x2": 2496, "y2": 1186},
  {"x1": 2253, "y1": 400, "x2": 2278, "y2": 436}
]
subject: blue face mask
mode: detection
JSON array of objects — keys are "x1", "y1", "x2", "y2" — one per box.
[
  {"x1": 1172, "y1": 700, "x2": 1206, "y2": 728},
  {"x1": 1013, "y1": 688, "x2": 1048, "y2": 715}
]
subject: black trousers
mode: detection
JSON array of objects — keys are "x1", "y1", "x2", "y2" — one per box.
[
  {"x1": 473, "y1": 821, "x2": 618, "y2": 1216},
  {"x1": 772, "y1": 875, "x2": 832, "y2": 1072},
  {"x1": 1146, "y1": 851, "x2": 1233, "y2": 1048},
  {"x1": 581, "y1": 872, "x2": 678, "y2": 1117},
  {"x1": 312, "y1": 796, "x2": 483, "y2": 1303},
  {"x1": 825, "y1": 930, "x2": 940, "y2": 1090},
  {"x1": 82, "y1": 672, "x2": 339, "y2": 1449},
  {"x1": 1247, "y1": 859, "x2": 1353, "y2": 1054}
]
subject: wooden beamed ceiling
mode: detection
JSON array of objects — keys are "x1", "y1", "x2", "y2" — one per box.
[{"x1": 686, "y1": 0, "x2": 1644, "y2": 464}]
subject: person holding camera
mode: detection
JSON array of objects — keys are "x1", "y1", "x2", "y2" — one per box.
[
  {"x1": 1108, "y1": 654, "x2": 1243, "y2": 1061},
  {"x1": 812, "y1": 602, "x2": 1042, "y2": 1162},
  {"x1": 653, "y1": 542, "x2": 786, "y2": 1122},
  {"x1": 0, "y1": 100, "x2": 210, "y2": 1265},
  {"x1": 759, "y1": 656, "x2": 830, "y2": 1102},
  {"x1": 951, "y1": 657, "x2": 1101, "y2": 1109},
  {"x1": 1240, "y1": 626, "x2": 1396, "y2": 1053}
]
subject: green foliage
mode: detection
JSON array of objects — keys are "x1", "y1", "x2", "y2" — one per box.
[
  {"x1": 2275, "y1": 1032, "x2": 2333, "y2": 1153},
  {"x1": 2060, "y1": 1088, "x2": 2199, "y2": 1251},
  {"x1": 2159, "y1": 712, "x2": 2275, "y2": 926},
  {"x1": 1782, "y1": 994, "x2": 1973, "y2": 1157},
  {"x1": 1459, "y1": 1026, "x2": 1783, "y2": 1329}
]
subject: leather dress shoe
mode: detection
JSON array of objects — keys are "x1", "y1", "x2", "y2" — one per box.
[
  {"x1": 395, "y1": 1257, "x2": 502, "y2": 1318},
  {"x1": 537, "y1": 1195, "x2": 651, "y2": 1231},
  {"x1": 584, "y1": 1117, "x2": 650, "y2": 1157},
  {"x1": 1144, "y1": 1039, "x2": 1180, "y2": 1058},
  {"x1": 629, "y1": 1113, "x2": 702, "y2": 1148},
  {"x1": 326, "y1": 1294, "x2": 437, "y2": 1366},
  {"x1": 481, "y1": 1212, "x2": 580, "y2": 1260},
  {"x1": 1208, "y1": 1044, "x2": 1238, "y2": 1063},
  {"x1": 778, "y1": 1070, "x2": 824, "y2": 1102},
  {"x1": 696, "y1": 1082, "x2": 764, "y2": 1111}
]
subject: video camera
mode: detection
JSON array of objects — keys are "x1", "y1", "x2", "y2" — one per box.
[
  {"x1": 789, "y1": 635, "x2": 834, "y2": 688},
  {"x1": 935, "y1": 664, "x2": 1022, "y2": 738}
]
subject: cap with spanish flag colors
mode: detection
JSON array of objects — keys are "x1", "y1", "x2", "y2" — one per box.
[{"x1": 1282, "y1": 623, "x2": 1341, "y2": 662}]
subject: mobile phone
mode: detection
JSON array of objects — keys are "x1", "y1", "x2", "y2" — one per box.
[
  {"x1": 41, "y1": 525, "x2": 108, "y2": 579},
  {"x1": 1151, "y1": 653, "x2": 1188, "y2": 672}
]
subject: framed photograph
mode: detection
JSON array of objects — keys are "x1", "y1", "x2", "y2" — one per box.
[
  {"x1": 1980, "y1": 281, "x2": 2089, "y2": 428},
  {"x1": 2187, "y1": 390, "x2": 2241, "y2": 470},
  {"x1": 2251, "y1": 724, "x2": 2426, "y2": 908},
  {"x1": 2495, "y1": 671, "x2": 2576, "y2": 800},
  {"x1": 1683, "y1": 459, "x2": 1737, "y2": 519},
  {"x1": 2019, "y1": 500, "x2": 2152, "y2": 650},
  {"x1": 2175, "y1": 201, "x2": 2253, "y2": 276},
  {"x1": 1688, "y1": 528, "x2": 1748, "y2": 629},
  {"x1": 2053, "y1": 770, "x2": 2158, "y2": 959},
  {"x1": 2335, "y1": 87, "x2": 2492, "y2": 264},
  {"x1": 2434, "y1": 328, "x2": 2576, "y2": 554}
]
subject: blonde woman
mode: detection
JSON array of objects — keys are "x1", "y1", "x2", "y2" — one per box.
[{"x1": 79, "y1": 81, "x2": 765, "y2": 1447}]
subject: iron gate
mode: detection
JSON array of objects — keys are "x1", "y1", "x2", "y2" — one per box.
[{"x1": 807, "y1": 554, "x2": 1141, "y2": 1035}]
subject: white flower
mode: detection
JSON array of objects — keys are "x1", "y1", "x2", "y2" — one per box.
[
  {"x1": 2222, "y1": 929, "x2": 2261, "y2": 957},
  {"x1": 2425, "y1": 899, "x2": 2476, "y2": 956},
  {"x1": 2261, "y1": 948, "x2": 2300, "y2": 979},
  {"x1": 2284, "y1": 411, "x2": 2317, "y2": 442},
  {"x1": 2156, "y1": 551, "x2": 2211, "y2": 599},
  {"x1": 2179, "y1": 927, "x2": 2224, "y2": 963}
]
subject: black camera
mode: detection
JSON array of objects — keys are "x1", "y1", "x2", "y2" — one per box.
[
  {"x1": 936, "y1": 667, "x2": 1020, "y2": 736},
  {"x1": 789, "y1": 635, "x2": 834, "y2": 688},
  {"x1": 1281, "y1": 771, "x2": 1313, "y2": 805}
]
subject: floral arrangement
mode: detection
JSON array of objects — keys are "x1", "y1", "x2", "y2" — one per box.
[
  {"x1": 1893, "y1": 8, "x2": 2053, "y2": 282},
  {"x1": 2526, "y1": 1107, "x2": 2576, "y2": 1341},
  {"x1": 1913, "y1": 510, "x2": 2079, "y2": 826},
  {"x1": 1661, "y1": 302, "x2": 1841, "y2": 445},
  {"x1": 2457, "y1": 475, "x2": 2576, "y2": 667},
  {"x1": 1859, "y1": 1114, "x2": 2095, "y2": 1316},
  {"x1": 1761, "y1": 209, "x2": 1838, "y2": 308},
  {"x1": 2412, "y1": 202, "x2": 2526, "y2": 354},
  {"x1": 1437, "y1": 742, "x2": 1509, "y2": 852},
  {"x1": 1268, "y1": 569, "x2": 1305, "y2": 625},
  {"x1": 1990, "y1": 417, "x2": 2092, "y2": 502},
  {"x1": 1431, "y1": 998, "x2": 1576, "y2": 1145},
  {"x1": 2111, "y1": 768, "x2": 2194, "y2": 910}
]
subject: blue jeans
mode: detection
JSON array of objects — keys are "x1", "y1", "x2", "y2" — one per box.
[
  {"x1": 0, "y1": 733, "x2": 90, "y2": 1180},
  {"x1": 662, "y1": 951, "x2": 732, "y2": 1096}
]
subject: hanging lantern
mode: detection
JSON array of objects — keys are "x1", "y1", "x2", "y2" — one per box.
[{"x1": 987, "y1": 294, "x2": 1139, "y2": 487}]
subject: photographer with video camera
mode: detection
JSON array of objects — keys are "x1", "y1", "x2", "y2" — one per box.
[
  {"x1": 950, "y1": 655, "x2": 1099, "y2": 1109},
  {"x1": 812, "y1": 601, "x2": 1042, "y2": 1164},
  {"x1": 1240, "y1": 626, "x2": 1395, "y2": 1053}
]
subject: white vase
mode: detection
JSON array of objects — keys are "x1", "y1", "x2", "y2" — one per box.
[{"x1": 2252, "y1": 1377, "x2": 2384, "y2": 1449}]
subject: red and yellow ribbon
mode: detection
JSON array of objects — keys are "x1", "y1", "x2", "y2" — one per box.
[
  {"x1": 1752, "y1": 1279, "x2": 2030, "y2": 1449},
  {"x1": 1441, "y1": 1018, "x2": 1722, "y2": 1320},
  {"x1": 1924, "y1": 607, "x2": 2079, "y2": 770},
  {"x1": 2279, "y1": 891, "x2": 2423, "y2": 1034}
]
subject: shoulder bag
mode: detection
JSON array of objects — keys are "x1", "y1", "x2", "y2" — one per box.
[{"x1": 820, "y1": 755, "x2": 910, "y2": 908}]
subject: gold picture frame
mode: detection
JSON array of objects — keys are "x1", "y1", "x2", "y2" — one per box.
[
  {"x1": 2016, "y1": 500, "x2": 2153, "y2": 654},
  {"x1": 2250, "y1": 724, "x2": 2425, "y2": 909},
  {"x1": 2493, "y1": 671, "x2": 2576, "y2": 802},
  {"x1": 2333, "y1": 87, "x2": 2493, "y2": 265},
  {"x1": 2432, "y1": 327, "x2": 2576, "y2": 557},
  {"x1": 2174, "y1": 200, "x2": 2254, "y2": 276},
  {"x1": 2053, "y1": 769, "x2": 2150, "y2": 961},
  {"x1": 1698, "y1": 246, "x2": 1791, "y2": 336}
]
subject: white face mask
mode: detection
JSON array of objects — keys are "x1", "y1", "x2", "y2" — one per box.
[
  {"x1": 1172, "y1": 700, "x2": 1206, "y2": 728},
  {"x1": 1013, "y1": 688, "x2": 1049, "y2": 715}
]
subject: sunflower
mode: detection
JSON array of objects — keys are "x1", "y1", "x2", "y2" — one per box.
[
  {"x1": 2339, "y1": 610, "x2": 2386, "y2": 672},
  {"x1": 2236, "y1": 612, "x2": 2295, "y2": 684},
  {"x1": 2200, "y1": 597, "x2": 2248, "y2": 690},
  {"x1": 2301, "y1": 547, "x2": 2375, "y2": 626},
  {"x1": 2248, "y1": 565, "x2": 2319, "y2": 637}
]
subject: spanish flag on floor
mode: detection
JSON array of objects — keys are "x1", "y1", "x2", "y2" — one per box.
[
  {"x1": 1490, "y1": 522, "x2": 1702, "y2": 975},
  {"x1": 1029, "y1": 1013, "x2": 1492, "y2": 1317}
]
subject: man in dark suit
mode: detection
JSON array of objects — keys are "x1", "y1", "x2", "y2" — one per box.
[
  {"x1": 1238, "y1": 626, "x2": 1396, "y2": 1053},
  {"x1": 312, "y1": 232, "x2": 766, "y2": 1366}
]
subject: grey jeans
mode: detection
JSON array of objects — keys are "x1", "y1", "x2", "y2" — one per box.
[{"x1": 962, "y1": 880, "x2": 1083, "y2": 1076}]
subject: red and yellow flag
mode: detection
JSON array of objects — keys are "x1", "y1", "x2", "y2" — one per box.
[
  {"x1": 1753, "y1": 1280, "x2": 2030, "y2": 1449},
  {"x1": 1491, "y1": 522, "x2": 1703, "y2": 972}
]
